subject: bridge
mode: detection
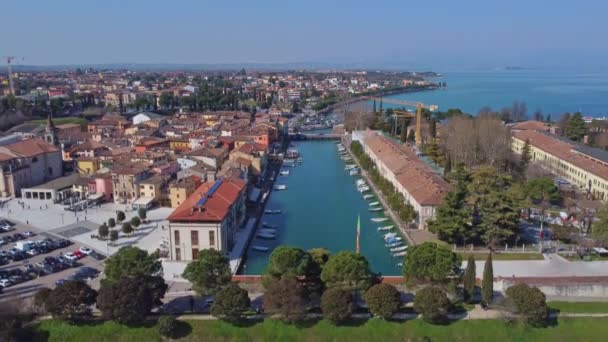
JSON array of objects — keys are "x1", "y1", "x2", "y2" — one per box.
[{"x1": 288, "y1": 133, "x2": 342, "y2": 141}]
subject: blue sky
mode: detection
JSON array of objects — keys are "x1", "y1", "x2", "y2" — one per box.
[{"x1": 3, "y1": 0, "x2": 607, "y2": 68}]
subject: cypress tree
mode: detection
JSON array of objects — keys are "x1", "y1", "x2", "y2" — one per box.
[
  {"x1": 407, "y1": 129, "x2": 415, "y2": 143},
  {"x1": 429, "y1": 118, "x2": 437, "y2": 139},
  {"x1": 481, "y1": 253, "x2": 494, "y2": 306},
  {"x1": 463, "y1": 255, "x2": 476, "y2": 303},
  {"x1": 444, "y1": 154, "x2": 452, "y2": 174},
  {"x1": 400, "y1": 121, "x2": 408, "y2": 143},
  {"x1": 520, "y1": 138, "x2": 532, "y2": 170},
  {"x1": 372, "y1": 100, "x2": 377, "y2": 114}
]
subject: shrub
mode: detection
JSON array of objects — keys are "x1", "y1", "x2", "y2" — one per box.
[
  {"x1": 110, "y1": 230, "x2": 119, "y2": 242},
  {"x1": 364, "y1": 283, "x2": 401, "y2": 319},
  {"x1": 131, "y1": 216, "x2": 141, "y2": 228},
  {"x1": 320, "y1": 287, "x2": 355, "y2": 325},
  {"x1": 116, "y1": 210, "x2": 126, "y2": 223},
  {"x1": 413, "y1": 286, "x2": 451, "y2": 324},
  {"x1": 158, "y1": 315, "x2": 178, "y2": 338},
  {"x1": 481, "y1": 254, "x2": 493, "y2": 306},
  {"x1": 122, "y1": 222, "x2": 133, "y2": 235},
  {"x1": 97, "y1": 277, "x2": 154, "y2": 326},
  {"x1": 463, "y1": 255, "x2": 476, "y2": 303},
  {"x1": 138, "y1": 208, "x2": 147, "y2": 220},
  {"x1": 108, "y1": 217, "x2": 116, "y2": 228},
  {"x1": 263, "y1": 276, "x2": 307, "y2": 324},
  {"x1": 98, "y1": 223, "x2": 109, "y2": 239},
  {"x1": 505, "y1": 283, "x2": 548, "y2": 326},
  {"x1": 210, "y1": 284, "x2": 251, "y2": 322},
  {"x1": 45, "y1": 282, "x2": 97, "y2": 322}
]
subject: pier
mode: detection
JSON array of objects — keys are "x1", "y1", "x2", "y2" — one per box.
[{"x1": 288, "y1": 133, "x2": 342, "y2": 141}]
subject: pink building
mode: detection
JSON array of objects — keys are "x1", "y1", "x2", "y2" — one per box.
[
  {"x1": 87, "y1": 175, "x2": 113, "y2": 202},
  {"x1": 153, "y1": 161, "x2": 179, "y2": 177}
]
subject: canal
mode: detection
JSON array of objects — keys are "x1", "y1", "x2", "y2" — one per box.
[{"x1": 239, "y1": 138, "x2": 404, "y2": 276}]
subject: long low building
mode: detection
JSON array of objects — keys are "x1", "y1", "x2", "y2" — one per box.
[
  {"x1": 353, "y1": 130, "x2": 452, "y2": 229},
  {"x1": 512, "y1": 129, "x2": 608, "y2": 200}
]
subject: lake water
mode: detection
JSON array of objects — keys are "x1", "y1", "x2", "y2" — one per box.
[
  {"x1": 240, "y1": 139, "x2": 402, "y2": 276},
  {"x1": 381, "y1": 68, "x2": 608, "y2": 117}
]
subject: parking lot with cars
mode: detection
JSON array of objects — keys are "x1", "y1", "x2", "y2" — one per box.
[{"x1": 0, "y1": 219, "x2": 106, "y2": 301}]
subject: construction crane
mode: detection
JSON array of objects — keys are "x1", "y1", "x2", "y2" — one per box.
[
  {"x1": 367, "y1": 96, "x2": 438, "y2": 146},
  {"x1": 2, "y1": 56, "x2": 23, "y2": 96}
]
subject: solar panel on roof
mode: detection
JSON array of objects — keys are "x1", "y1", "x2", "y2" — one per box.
[{"x1": 195, "y1": 180, "x2": 223, "y2": 207}]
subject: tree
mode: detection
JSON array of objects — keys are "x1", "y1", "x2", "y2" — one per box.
[
  {"x1": 463, "y1": 255, "x2": 476, "y2": 303},
  {"x1": 138, "y1": 208, "x2": 147, "y2": 220},
  {"x1": 565, "y1": 112, "x2": 587, "y2": 142},
  {"x1": 262, "y1": 246, "x2": 313, "y2": 286},
  {"x1": 402, "y1": 242, "x2": 462, "y2": 284},
  {"x1": 308, "y1": 248, "x2": 331, "y2": 271},
  {"x1": 34, "y1": 288, "x2": 53, "y2": 314},
  {"x1": 481, "y1": 254, "x2": 494, "y2": 306},
  {"x1": 108, "y1": 217, "x2": 116, "y2": 228},
  {"x1": 364, "y1": 283, "x2": 401, "y2": 319},
  {"x1": 110, "y1": 230, "x2": 119, "y2": 243},
  {"x1": 320, "y1": 287, "x2": 355, "y2": 325},
  {"x1": 97, "y1": 277, "x2": 154, "y2": 325},
  {"x1": 413, "y1": 286, "x2": 451, "y2": 324},
  {"x1": 592, "y1": 204, "x2": 608, "y2": 245},
  {"x1": 429, "y1": 118, "x2": 437, "y2": 139},
  {"x1": 116, "y1": 210, "x2": 126, "y2": 223},
  {"x1": 407, "y1": 129, "x2": 415, "y2": 143},
  {"x1": 45, "y1": 281, "x2": 97, "y2": 322},
  {"x1": 321, "y1": 251, "x2": 374, "y2": 291},
  {"x1": 210, "y1": 284, "x2": 251, "y2": 322},
  {"x1": 182, "y1": 249, "x2": 231, "y2": 296},
  {"x1": 400, "y1": 121, "x2": 408, "y2": 143},
  {"x1": 520, "y1": 138, "x2": 532, "y2": 171},
  {"x1": 130, "y1": 216, "x2": 141, "y2": 228},
  {"x1": 505, "y1": 283, "x2": 548, "y2": 326},
  {"x1": 264, "y1": 276, "x2": 308, "y2": 323},
  {"x1": 98, "y1": 223, "x2": 109, "y2": 239},
  {"x1": 122, "y1": 222, "x2": 133, "y2": 235},
  {"x1": 158, "y1": 315, "x2": 179, "y2": 338},
  {"x1": 525, "y1": 177, "x2": 561, "y2": 205},
  {"x1": 103, "y1": 246, "x2": 162, "y2": 285},
  {"x1": 427, "y1": 178, "x2": 471, "y2": 244}
]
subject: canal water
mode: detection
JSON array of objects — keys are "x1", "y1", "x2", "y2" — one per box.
[{"x1": 239, "y1": 138, "x2": 403, "y2": 276}]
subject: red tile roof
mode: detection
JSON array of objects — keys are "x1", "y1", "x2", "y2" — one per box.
[
  {"x1": 168, "y1": 179, "x2": 246, "y2": 222},
  {"x1": 511, "y1": 120, "x2": 550, "y2": 132},
  {"x1": 0, "y1": 138, "x2": 59, "y2": 158}
]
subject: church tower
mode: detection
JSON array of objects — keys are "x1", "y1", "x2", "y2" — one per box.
[{"x1": 45, "y1": 112, "x2": 59, "y2": 146}]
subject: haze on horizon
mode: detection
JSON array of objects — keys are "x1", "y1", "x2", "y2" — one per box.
[{"x1": 3, "y1": 0, "x2": 607, "y2": 69}]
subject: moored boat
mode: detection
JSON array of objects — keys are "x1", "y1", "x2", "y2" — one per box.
[
  {"x1": 390, "y1": 245, "x2": 408, "y2": 252},
  {"x1": 377, "y1": 225, "x2": 394, "y2": 231},
  {"x1": 363, "y1": 194, "x2": 374, "y2": 199},
  {"x1": 257, "y1": 232, "x2": 276, "y2": 239},
  {"x1": 369, "y1": 207, "x2": 383, "y2": 212},
  {"x1": 393, "y1": 251, "x2": 407, "y2": 257},
  {"x1": 386, "y1": 241, "x2": 402, "y2": 248},
  {"x1": 371, "y1": 217, "x2": 388, "y2": 222},
  {"x1": 265, "y1": 209, "x2": 282, "y2": 214},
  {"x1": 262, "y1": 222, "x2": 279, "y2": 228},
  {"x1": 274, "y1": 184, "x2": 287, "y2": 190},
  {"x1": 252, "y1": 245, "x2": 270, "y2": 252},
  {"x1": 369, "y1": 201, "x2": 380, "y2": 206}
]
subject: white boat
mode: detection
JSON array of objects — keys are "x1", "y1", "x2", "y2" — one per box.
[
  {"x1": 252, "y1": 245, "x2": 270, "y2": 252},
  {"x1": 345, "y1": 164, "x2": 357, "y2": 170},
  {"x1": 274, "y1": 184, "x2": 287, "y2": 191},
  {"x1": 390, "y1": 246, "x2": 408, "y2": 252},
  {"x1": 265, "y1": 209, "x2": 281, "y2": 214},
  {"x1": 262, "y1": 222, "x2": 279, "y2": 228},
  {"x1": 259, "y1": 228, "x2": 277, "y2": 234},
  {"x1": 350, "y1": 169, "x2": 360, "y2": 176},
  {"x1": 369, "y1": 201, "x2": 380, "y2": 206},
  {"x1": 393, "y1": 251, "x2": 407, "y2": 257},
  {"x1": 369, "y1": 207, "x2": 383, "y2": 212},
  {"x1": 386, "y1": 237, "x2": 403, "y2": 242},
  {"x1": 377, "y1": 225, "x2": 394, "y2": 231},
  {"x1": 397, "y1": 262, "x2": 403, "y2": 267},
  {"x1": 384, "y1": 232, "x2": 397, "y2": 239},
  {"x1": 356, "y1": 179, "x2": 366, "y2": 186},
  {"x1": 280, "y1": 170, "x2": 290, "y2": 176},
  {"x1": 257, "y1": 232, "x2": 276, "y2": 239},
  {"x1": 386, "y1": 241, "x2": 402, "y2": 248},
  {"x1": 363, "y1": 194, "x2": 374, "y2": 199},
  {"x1": 358, "y1": 187, "x2": 370, "y2": 192},
  {"x1": 371, "y1": 217, "x2": 388, "y2": 222}
]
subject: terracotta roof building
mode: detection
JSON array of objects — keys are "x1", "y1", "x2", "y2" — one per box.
[{"x1": 168, "y1": 179, "x2": 247, "y2": 261}]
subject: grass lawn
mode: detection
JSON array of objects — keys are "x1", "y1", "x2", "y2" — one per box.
[
  {"x1": 27, "y1": 117, "x2": 88, "y2": 130},
  {"x1": 549, "y1": 301, "x2": 608, "y2": 313},
  {"x1": 458, "y1": 252, "x2": 544, "y2": 261},
  {"x1": 34, "y1": 317, "x2": 608, "y2": 342}
]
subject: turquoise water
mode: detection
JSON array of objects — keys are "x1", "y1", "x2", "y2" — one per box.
[
  {"x1": 381, "y1": 68, "x2": 608, "y2": 117},
  {"x1": 240, "y1": 140, "x2": 403, "y2": 276}
]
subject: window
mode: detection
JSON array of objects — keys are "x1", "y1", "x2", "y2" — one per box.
[
  {"x1": 176, "y1": 194, "x2": 180, "y2": 198},
  {"x1": 149, "y1": 185, "x2": 153, "y2": 190},
  {"x1": 209, "y1": 231, "x2": 215, "y2": 247},
  {"x1": 191, "y1": 230, "x2": 199, "y2": 245},
  {"x1": 174, "y1": 230, "x2": 180, "y2": 245},
  {"x1": 175, "y1": 248, "x2": 181, "y2": 261},
  {"x1": 192, "y1": 248, "x2": 199, "y2": 259}
]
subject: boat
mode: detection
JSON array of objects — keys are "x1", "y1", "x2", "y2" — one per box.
[
  {"x1": 377, "y1": 225, "x2": 394, "y2": 231},
  {"x1": 262, "y1": 222, "x2": 279, "y2": 228},
  {"x1": 259, "y1": 228, "x2": 278, "y2": 234},
  {"x1": 280, "y1": 170, "x2": 290, "y2": 176},
  {"x1": 383, "y1": 232, "x2": 397, "y2": 239},
  {"x1": 369, "y1": 201, "x2": 380, "y2": 206},
  {"x1": 274, "y1": 184, "x2": 287, "y2": 191},
  {"x1": 297, "y1": 158, "x2": 303, "y2": 163},
  {"x1": 349, "y1": 168, "x2": 360, "y2": 176},
  {"x1": 356, "y1": 179, "x2": 366, "y2": 186},
  {"x1": 252, "y1": 245, "x2": 270, "y2": 252},
  {"x1": 345, "y1": 164, "x2": 357, "y2": 170},
  {"x1": 363, "y1": 194, "x2": 374, "y2": 199},
  {"x1": 390, "y1": 246, "x2": 408, "y2": 252},
  {"x1": 358, "y1": 186, "x2": 370, "y2": 192},
  {"x1": 386, "y1": 241, "x2": 402, "y2": 248},
  {"x1": 396, "y1": 262, "x2": 403, "y2": 267},
  {"x1": 257, "y1": 232, "x2": 276, "y2": 239},
  {"x1": 371, "y1": 217, "x2": 388, "y2": 222},
  {"x1": 265, "y1": 209, "x2": 282, "y2": 214},
  {"x1": 386, "y1": 237, "x2": 403, "y2": 243},
  {"x1": 393, "y1": 251, "x2": 407, "y2": 257},
  {"x1": 369, "y1": 207, "x2": 383, "y2": 212}
]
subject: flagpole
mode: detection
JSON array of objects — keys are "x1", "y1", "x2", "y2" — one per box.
[{"x1": 356, "y1": 214, "x2": 361, "y2": 254}]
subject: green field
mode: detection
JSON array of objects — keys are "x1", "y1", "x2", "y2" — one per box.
[
  {"x1": 549, "y1": 301, "x2": 608, "y2": 313},
  {"x1": 27, "y1": 117, "x2": 88, "y2": 130},
  {"x1": 457, "y1": 252, "x2": 544, "y2": 261},
  {"x1": 33, "y1": 317, "x2": 608, "y2": 342}
]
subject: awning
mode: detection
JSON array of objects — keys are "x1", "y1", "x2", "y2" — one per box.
[{"x1": 132, "y1": 196, "x2": 154, "y2": 206}]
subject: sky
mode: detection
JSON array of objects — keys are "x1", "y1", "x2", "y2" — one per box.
[{"x1": 2, "y1": 0, "x2": 607, "y2": 69}]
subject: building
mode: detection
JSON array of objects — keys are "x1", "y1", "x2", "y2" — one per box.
[
  {"x1": 133, "y1": 175, "x2": 165, "y2": 209},
  {"x1": 169, "y1": 176, "x2": 201, "y2": 208},
  {"x1": 20, "y1": 173, "x2": 82, "y2": 202},
  {"x1": 0, "y1": 138, "x2": 63, "y2": 197},
  {"x1": 512, "y1": 129, "x2": 608, "y2": 200},
  {"x1": 110, "y1": 162, "x2": 151, "y2": 204},
  {"x1": 167, "y1": 179, "x2": 246, "y2": 261},
  {"x1": 353, "y1": 131, "x2": 452, "y2": 228}
]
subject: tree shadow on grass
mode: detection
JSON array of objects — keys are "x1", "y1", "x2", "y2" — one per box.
[
  {"x1": 171, "y1": 320, "x2": 193, "y2": 339},
  {"x1": 336, "y1": 317, "x2": 368, "y2": 327}
]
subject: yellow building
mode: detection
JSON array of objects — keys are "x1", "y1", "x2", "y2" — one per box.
[
  {"x1": 169, "y1": 139, "x2": 190, "y2": 151},
  {"x1": 512, "y1": 130, "x2": 608, "y2": 200},
  {"x1": 138, "y1": 175, "x2": 165, "y2": 201},
  {"x1": 76, "y1": 158, "x2": 101, "y2": 175},
  {"x1": 169, "y1": 177, "x2": 200, "y2": 208}
]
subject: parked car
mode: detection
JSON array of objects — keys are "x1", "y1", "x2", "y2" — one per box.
[
  {"x1": 26, "y1": 249, "x2": 39, "y2": 256},
  {"x1": 79, "y1": 247, "x2": 93, "y2": 255},
  {"x1": 76, "y1": 267, "x2": 99, "y2": 279},
  {"x1": 23, "y1": 231, "x2": 36, "y2": 237},
  {"x1": 23, "y1": 264, "x2": 36, "y2": 273},
  {"x1": 64, "y1": 252, "x2": 78, "y2": 261},
  {"x1": 12, "y1": 233, "x2": 25, "y2": 241},
  {"x1": 11, "y1": 252, "x2": 25, "y2": 261},
  {"x1": 89, "y1": 251, "x2": 106, "y2": 261},
  {"x1": 0, "y1": 279, "x2": 13, "y2": 288},
  {"x1": 55, "y1": 239, "x2": 71, "y2": 248},
  {"x1": 57, "y1": 256, "x2": 76, "y2": 268},
  {"x1": 3, "y1": 235, "x2": 14, "y2": 243},
  {"x1": 73, "y1": 250, "x2": 85, "y2": 259}
]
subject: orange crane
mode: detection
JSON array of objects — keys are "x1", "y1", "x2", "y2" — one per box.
[{"x1": 367, "y1": 96, "x2": 438, "y2": 146}]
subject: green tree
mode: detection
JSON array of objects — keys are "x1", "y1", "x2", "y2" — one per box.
[
  {"x1": 182, "y1": 249, "x2": 231, "y2": 296},
  {"x1": 429, "y1": 118, "x2": 437, "y2": 139},
  {"x1": 520, "y1": 138, "x2": 532, "y2": 171},
  {"x1": 45, "y1": 282, "x2": 97, "y2": 322},
  {"x1": 116, "y1": 211, "x2": 126, "y2": 223},
  {"x1": 505, "y1": 283, "x2": 548, "y2": 326},
  {"x1": 110, "y1": 230, "x2": 119, "y2": 243},
  {"x1": 400, "y1": 121, "x2": 408, "y2": 143},
  {"x1": 413, "y1": 286, "x2": 451, "y2": 324},
  {"x1": 592, "y1": 204, "x2": 608, "y2": 245},
  {"x1": 407, "y1": 129, "x2": 415, "y2": 143},
  {"x1": 122, "y1": 222, "x2": 133, "y2": 235},
  {"x1": 427, "y1": 178, "x2": 471, "y2": 244},
  {"x1": 158, "y1": 315, "x2": 178, "y2": 338},
  {"x1": 402, "y1": 242, "x2": 462, "y2": 284},
  {"x1": 263, "y1": 275, "x2": 307, "y2": 323},
  {"x1": 98, "y1": 223, "x2": 109, "y2": 239},
  {"x1": 34, "y1": 288, "x2": 53, "y2": 314},
  {"x1": 103, "y1": 246, "x2": 162, "y2": 285},
  {"x1": 262, "y1": 246, "x2": 313, "y2": 286},
  {"x1": 481, "y1": 254, "x2": 494, "y2": 306},
  {"x1": 364, "y1": 283, "x2": 401, "y2": 319},
  {"x1": 320, "y1": 287, "x2": 355, "y2": 325},
  {"x1": 210, "y1": 284, "x2": 251, "y2": 323},
  {"x1": 308, "y1": 248, "x2": 331, "y2": 276},
  {"x1": 320, "y1": 251, "x2": 374, "y2": 291},
  {"x1": 108, "y1": 217, "x2": 116, "y2": 228},
  {"x1": 525, "y1": 177, "x2": 561, "y2": 205},
  {"x1": 463, "y1": 255, "x2": 476, "y2": 303},
  {"x1": 130, "y1": 216, "x2": 141, "y2": 228},
  {"x1": 565, "y1": 112, "x2": 587, "y2": 141},
  {"x1": 97, "y1": 277, "x2": 154, "y2": 326},
  {"x1": 138, "y1": 208, "x2": 147, "y2": 220}
]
